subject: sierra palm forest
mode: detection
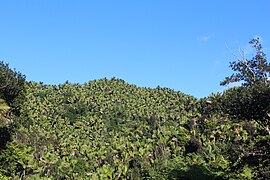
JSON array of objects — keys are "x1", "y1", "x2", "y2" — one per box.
[{"x1": 0, "y1": 38, "x2": 270, "y2": 179}]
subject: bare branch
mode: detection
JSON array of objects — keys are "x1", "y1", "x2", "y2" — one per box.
[{"x1": 225, "y1": 43, "x2": 241, "y2": 60}]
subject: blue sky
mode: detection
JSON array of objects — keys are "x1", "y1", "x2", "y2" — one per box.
[{"x1": 0, "y1": 1, "x2": 269, "y2": 98}]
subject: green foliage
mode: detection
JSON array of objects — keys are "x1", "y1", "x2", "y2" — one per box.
[
  {"x1": 236, "y1": 166, "x2": 253, "y2": 179},
  {"x1": 0, "y1": 76, "x2": 265, "y2": 179},
  {"x1": 220, "y1": 37, "x2": 270, "y2": 136},
  {"x1": 0, "y1": 38, "x2": 269, "y2": 179},
  {"x1": 221, "y1": 37, "x2": 270, "y2": 86},
  {"x1": 0, "y1": 173, "x2": 9, "y2": 180},
  {"x1": 0, "y1": 61, "x2": 25, "y2": 106},
  {"x1": 0, "y1": 62, "x2": 26, "y2": 179},
  {"x1": 217, "y1": 37, "x2": 270, "y2": 179},
  {"x1": 0, "y1": 98, "x2": 10, "y2": 125},
  {"x1": 0, "y1": 99, "x2": 9, "y2": 112},
  {"x1": 221, "y1": 84, "x2": 270, "y2": 132},
  {"x1": 4, "y1": 79, "x2": 199, "y2": 179}
]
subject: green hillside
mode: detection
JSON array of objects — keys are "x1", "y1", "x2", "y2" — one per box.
[
  {"x1": 0, "y1": 38, "x2": 269, "y2": 179},
  {"x1": 10, "y1": 79, "x2": 200, "y2": 179},
  {"x1": 0, "y1": 78, "x2": 267, "y2": 179}
]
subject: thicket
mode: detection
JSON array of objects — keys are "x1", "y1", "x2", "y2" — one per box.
[{"x1": 0, "y1": 38, "x2": 269, "y2": 179}]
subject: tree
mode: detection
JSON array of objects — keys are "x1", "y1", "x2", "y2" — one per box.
[
  {"x1": 220, "y1": 38, "x2": 270, "y2": 179},
  {"x1": 0, "y1": 61, "x2": 25, "y2": 112},
  {"x1": 221, "y1": 37, "x2": 270, "y2": 86},
  {"x1": 220, "y1": 38, "x2": 270, "y2": 135}
]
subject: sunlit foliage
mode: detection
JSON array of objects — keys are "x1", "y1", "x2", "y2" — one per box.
[{"x1": 0, "y1": 38, "x2": 269, "y2": 179}]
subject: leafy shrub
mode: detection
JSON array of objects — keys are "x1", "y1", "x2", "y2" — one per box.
[{"x1": 0, "y1": 61, "x2": 25, "y2": 106}]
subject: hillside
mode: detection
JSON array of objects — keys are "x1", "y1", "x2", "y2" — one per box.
[
  {"x1": 1, "y1": 38, "x2": 270, "y2": 180},
  {"x1": 12, "y1": 78, "x2": 199, "y2": 179},
  {"x1": 0, "y1": 77, "x2": 268, "y2": 179}
]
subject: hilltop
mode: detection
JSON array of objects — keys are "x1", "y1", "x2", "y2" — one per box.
[{"x1": 0, "y1": 38, "x2": 269, "y2": 179}]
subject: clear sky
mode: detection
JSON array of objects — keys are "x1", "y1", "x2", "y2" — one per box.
[{"x1": 0, "y1": 1, "x2": 269, "y2": 98}]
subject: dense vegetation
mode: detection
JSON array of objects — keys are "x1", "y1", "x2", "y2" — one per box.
[{"x1": 0, "y1": 38, "x2": 269, "y2": 179}]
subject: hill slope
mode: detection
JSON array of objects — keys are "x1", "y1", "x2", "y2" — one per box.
[
  {"x1": 15, "y1": 78, "x2": 198, "y2": 178},
  {"x1": 0, "y1": 78, "x2": 269, "y2": 179}
]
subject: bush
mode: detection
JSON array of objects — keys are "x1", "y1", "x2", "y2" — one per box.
[{"x1": 0, "y1": 61, "x2": 26, "y2": 106}]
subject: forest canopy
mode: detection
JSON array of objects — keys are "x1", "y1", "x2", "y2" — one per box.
[{"x1": 0, "y1": 38, "x2": 269, "y2": 179}]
